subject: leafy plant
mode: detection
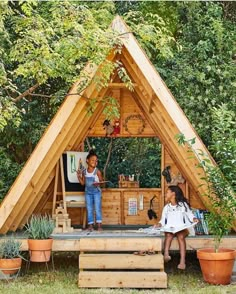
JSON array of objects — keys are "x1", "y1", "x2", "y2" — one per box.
[
  {"x1": 0, "y1": 238, "x2": 22, "y2": 259},
  {"x1": 176, "y1": 133, "x2": 236, "y2": 252},
  {"x1": 210, "y1": 104, "x2": 236, "y2": 192},
  {"x1": 25, "y1": 214, "x2": 55, "y2": 240}
]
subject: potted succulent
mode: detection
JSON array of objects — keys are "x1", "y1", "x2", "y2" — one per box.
[
  {"x1": 177, "y1": 134, "x2": 236, "y2": 285},
  {"x1": 25, "y1": 214, "x2": 55, "y2": 262},
  {"x1": 0, "y1": 238, "x2": 23, "y2": 275}
]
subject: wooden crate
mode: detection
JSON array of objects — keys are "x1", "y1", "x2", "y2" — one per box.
[
  {"x1": 118, "y1": 181, "x2": 139, "y2": 188},
  {"x1": 78, "y1": 238, "x2": 167, "y2": 288}
]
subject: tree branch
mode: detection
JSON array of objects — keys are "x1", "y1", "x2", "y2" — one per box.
[
  {"x1": 12, "y1": 83, "x2": 40, "y2": 102},
  {"x1": 85, "y1": 137, "x2": 91, "y2": 150},
  {"x1": 103, "y1": 137, "x2": 113, "y2": 183}
]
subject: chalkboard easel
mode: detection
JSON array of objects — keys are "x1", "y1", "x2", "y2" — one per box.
[{"x1": 52, "y1": 154, "x2": 87, "y2": 230}]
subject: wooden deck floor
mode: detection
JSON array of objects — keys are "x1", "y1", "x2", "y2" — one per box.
[{"x1": 1, "y1": 227, "x2": 235, "y2": 252}]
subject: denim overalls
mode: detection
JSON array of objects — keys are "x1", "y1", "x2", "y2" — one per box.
[{"x1": 84, "y1": 168, "x2": 102, "y2": 225}]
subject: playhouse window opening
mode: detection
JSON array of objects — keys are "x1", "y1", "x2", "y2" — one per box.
[{"x1": 85, "y1": 137, "x2": 161, "y2": 188}]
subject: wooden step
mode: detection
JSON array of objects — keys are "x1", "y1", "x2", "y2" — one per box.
[
  {"x1": 80, "y1": 253, "x2": 164, "y2": 269},
  {"x1": 79, "y1": 271, "x2": 167, "y2": 288},
  {"x1": 79, "y1": 237, "x2": 162, "y2": 252},
  {"x1": 78, "y1": 237, "x2": 167, "y2": 289}
]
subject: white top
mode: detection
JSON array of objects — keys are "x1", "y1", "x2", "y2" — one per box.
[
  {"x1": 84, "y1": 168, "x2": 99, "y2": 183},
  {"x1": 159, "y1": 202, "x2": 195, "y2": 227}
]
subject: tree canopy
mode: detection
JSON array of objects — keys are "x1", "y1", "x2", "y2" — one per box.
[{"x1": 0, "y1": 1, "x2": 235, "y2": 199}]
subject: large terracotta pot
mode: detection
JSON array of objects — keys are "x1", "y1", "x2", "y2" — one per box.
[
  {"x1": 197, "y1": 248, "x2": 235, "y2": 285},
  {"x1": 0, "y1": 257, "x2": 22, "y2": 275},
  {"x1": 28, "y1": 239, "x2": 53, "y2": 262}
]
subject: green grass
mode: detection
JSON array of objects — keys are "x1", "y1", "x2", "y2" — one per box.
[{"x1": 0, "y1": 252, "x2": 235, "y2": 294}]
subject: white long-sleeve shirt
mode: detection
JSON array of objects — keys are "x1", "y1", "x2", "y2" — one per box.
[{"x1": 159, "y1": 202, "x2": 195, "y2": 227}]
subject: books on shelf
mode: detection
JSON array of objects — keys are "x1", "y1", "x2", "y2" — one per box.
[{"x1": 193, "y1": 209, "x2": 209, "y2": 235}]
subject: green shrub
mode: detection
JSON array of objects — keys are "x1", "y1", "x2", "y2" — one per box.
[
  {"x1": 26, "y1": 214, "x2": 55, "y2": 240},
  {"x1": 0, "y1": 238, "x2": 22, "y2": 259}
]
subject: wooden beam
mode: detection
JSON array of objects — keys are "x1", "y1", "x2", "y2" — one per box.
[
  {"x1": 132, "y1": 85, "x2": 207, "y2": 200},
  {"x1": 1, "y1": 236, "x2": 235, "y2": 251},
  {"x1": 120, "y1": 51, "x2": 210, "y2": 208},
  {"x1": 13, "y1": 84, "x2": 111, "y2": 230},
  {"x1": 0, "y1": 49, "x2": 120, "y2": 233},
  {"x1": 119, "y1": 29, "x2": 214, "y2": 165},
  {"x1": 108, "y1": 82, "x2": 137, "y2": 88},
  {"x1": 6, "y1": 99, "x2": 87, "y2": 232},
  {"x1": 79, "y1": 238, "x2": 162, "y2": 251},
  {"x1": 67, "y1": 88, "x2": 111, "y2": 150},
  {"x1": 14, "y1": 87, "x2": 110, "y2": 231},
  {"x1": 149, "y1": 91, "x2": 156, "y2": 114}
]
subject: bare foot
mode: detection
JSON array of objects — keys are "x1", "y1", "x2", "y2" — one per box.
[
  {"x1": 177, "y1": 263, "x2": 186, "y2": 270},
  {"x1": 97, "y1": 223, "x2": 103, "y2": 231},
  {"x1": 87, "y1": 225, "x2": 94, "y2": 232}
]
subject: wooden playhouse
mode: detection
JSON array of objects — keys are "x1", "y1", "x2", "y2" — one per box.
[{"x1": 0, "y1": 16, "x2": 235, "y2": 288}]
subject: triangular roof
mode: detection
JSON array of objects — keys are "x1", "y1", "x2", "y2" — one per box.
[{"x1": 0, "y1": 16, "x2": 215, "y2": 234}]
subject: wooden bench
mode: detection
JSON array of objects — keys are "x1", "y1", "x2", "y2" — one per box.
[{"x1": 78, "y1": 238, "x2": 167, "y2": 288}]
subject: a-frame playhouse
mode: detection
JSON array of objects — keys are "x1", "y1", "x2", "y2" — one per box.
[
  {"x1": 0, "y1": 16, "x2": 213, "y2": 234},
  {"x1": 1, "y1": 15, "x2": 236, "y2": 289}
]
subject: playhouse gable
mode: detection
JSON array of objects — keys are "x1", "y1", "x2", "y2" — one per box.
[{"x1": 0, "y1": 16, "x2": 214, "y2": 233}]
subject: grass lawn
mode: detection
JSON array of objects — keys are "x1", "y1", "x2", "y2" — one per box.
[{"x1": 0, "y1": 251, "x2": 235, "y2": 294}]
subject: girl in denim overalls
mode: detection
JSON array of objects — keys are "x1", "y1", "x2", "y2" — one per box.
[{"x1": 77, "y1": 150, "x2": 103, "y2": 231}]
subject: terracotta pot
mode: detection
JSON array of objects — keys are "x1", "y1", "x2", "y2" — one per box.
[
  {"x1": 0, "y1": 257, "x2": 22, "y2": 275},
  {"x1": 197, "y1": 248, "x2": 235, "y2": 285},
  {"x1": 28, "y1": 239, "x2": 53, "y2": 262}
]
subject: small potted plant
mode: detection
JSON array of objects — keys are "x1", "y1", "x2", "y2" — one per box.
[
  {"x1": 25, "y1": 214, "x2": 55, "y2": 262},
  {"x1": 0, "y1": 238, "x2": 23, "y2": 275},
  {"x1": 177, "y1": 134, "x2": 236, "y2": 285},
  {"x1": 196, "y1": 165, "x2": 236, "y2": 285}
]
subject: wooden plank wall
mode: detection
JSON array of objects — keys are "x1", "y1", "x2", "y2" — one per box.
[
  {"x1": 2, "y1": 236, "x2": 235, "y2": 252},
  {"x1": 88, "y1": 87, "x2": 156, "y2": 137},
  {"x1": 42, "y1": 188, "x2": 162, "y2": 226}
]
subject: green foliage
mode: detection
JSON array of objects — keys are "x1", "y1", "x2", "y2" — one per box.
[
  {"x1": 210, "y1": 104, "x2": 236, "y2": 191},
  {"x1": 25, "y1": 214, "x2": 55, "y2": 240},
  {"x1": 154, "y1": 2, "x2": 236, "y2": 145},
  {"x1": 205, "y1": 166, "x2": 235, "y2": 251},
  {"x1": 0, "y1": 147, "x2": 23, "y2": 201},
  {"x1": 0, "y1": 1, "x2": 119, "y2": 200},
  {"x1": 124, "y1": 10, "x2": 177, "y2": 59},
  {"x1": 177, "y1": 134, "x2": 236, "y2": 252},
  {"x1": 87, "y1": 137, "x2": 161, "y2": 188},
  {"x1": 0, "y1": 1, "x2": 235, "y2": 204},
  {"x1": 0, "y1": 238, "x2": 22, "y2": 259}
]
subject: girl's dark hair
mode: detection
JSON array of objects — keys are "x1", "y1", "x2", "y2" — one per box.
[
  {"x1": 86, "y1": 149, "x2": 98, "y2": 160},
  {"x1": 168, "y1": 185, "x2": 191, "y2": 209}
]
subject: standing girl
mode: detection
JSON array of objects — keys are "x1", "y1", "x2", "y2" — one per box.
[
  {"x1": 156, "y1": 185, "x2": 198, "y2": 270},
  {"x1": 77, "y1": 149, "x2": 103, "y2": 231}
]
